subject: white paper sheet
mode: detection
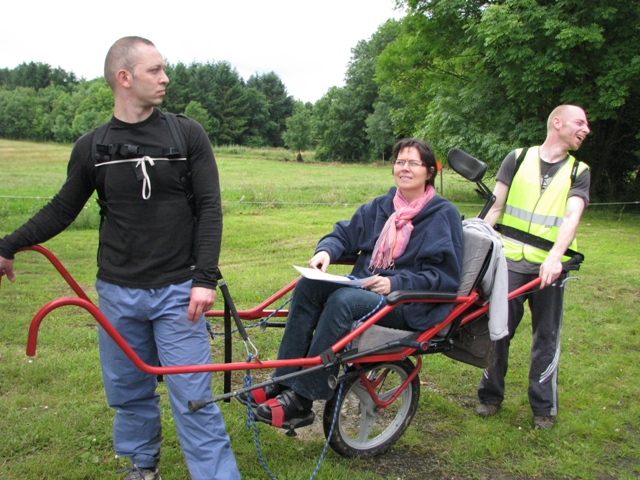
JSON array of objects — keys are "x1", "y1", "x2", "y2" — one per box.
[{"x1": 293, "y1": 265, "x2": 376, "y2": 288}]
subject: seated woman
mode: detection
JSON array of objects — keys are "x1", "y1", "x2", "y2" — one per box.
[{"x1": 253, "y1": 138, "x2": 463, "y2": 425}]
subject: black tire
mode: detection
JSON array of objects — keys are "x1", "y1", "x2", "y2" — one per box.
[{"x1": 322, "y1": 359, "x2": 420, "y2": 458}]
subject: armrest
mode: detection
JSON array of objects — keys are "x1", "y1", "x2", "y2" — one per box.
[{"x1": 386, "y1": 290, "x2": 459, "y2": 305}]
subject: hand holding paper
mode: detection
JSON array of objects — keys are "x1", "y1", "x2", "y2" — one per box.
[{"x1": 293, "y1": 265, "x2": 377, "y2": 288}]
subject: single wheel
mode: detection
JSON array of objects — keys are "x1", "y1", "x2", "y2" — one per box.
[{"x1": 322, "y1": 359, "x2": 420, "y2": 458}]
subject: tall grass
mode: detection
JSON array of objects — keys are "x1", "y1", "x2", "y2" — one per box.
[{"x1": 0, "y1": 139, "x2": 639, "y2": 479}]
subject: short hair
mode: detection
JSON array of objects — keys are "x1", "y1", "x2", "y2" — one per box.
[
  {"x1": 104, "y1": 36, "x2": 155, "y2": 89},
  {"x1": 547, "y1": 104, "x2": 584, "y2": 132},
  {"x1": 392, "y1": 138, "x2": 438, "y2": 187}
]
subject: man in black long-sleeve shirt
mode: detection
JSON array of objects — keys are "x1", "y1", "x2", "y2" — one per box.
[{"x1": 0, "y1": 36, "x2": 239, "y2": 480}]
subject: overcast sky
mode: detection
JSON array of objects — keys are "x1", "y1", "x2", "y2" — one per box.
[{"x1": 1, "y1": 0, "x2": 404, "y2": 103}]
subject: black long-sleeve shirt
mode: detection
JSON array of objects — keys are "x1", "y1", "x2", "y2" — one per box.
[{"x1": 0, "y1": 108, "x2": 222, "y2": 289}]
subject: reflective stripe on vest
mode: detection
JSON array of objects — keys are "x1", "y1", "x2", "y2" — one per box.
[
  {"x1": 500, "y1": 146, "x2": 588, "y2": 263},
  {"x1": 503, "y1": 205, "x2": 564, "y2": 229}
]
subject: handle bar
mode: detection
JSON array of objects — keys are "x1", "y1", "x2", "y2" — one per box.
[{"x1": 562, "y1": 252, "x2": 584, "y2": 273}]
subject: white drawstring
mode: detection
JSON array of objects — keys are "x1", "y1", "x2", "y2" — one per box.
[
  {"x1": 95, "y1": 156, "x2": 186, "y2": 200},
  {"x1": 136, "y1": 156, "x2": 155, "y2": 200}
]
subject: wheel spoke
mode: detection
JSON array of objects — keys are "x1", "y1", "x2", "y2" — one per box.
[
  {"x1": 377, "y1": 385, "x2": 400, "y2": 403},
  {"x1": 351, "y1": 381, "x2": 376, "y2": 413},
  {"x1": 324, "y1": 360, "x2": 420, "y2": 458},
  {"x1": 357, "y1": 400, "x2": 376, "y2": 442}
]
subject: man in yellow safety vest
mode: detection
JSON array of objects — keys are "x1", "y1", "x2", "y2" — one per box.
[{"x1": 475, "y1": 105, "x2": 591, "y2": 430}]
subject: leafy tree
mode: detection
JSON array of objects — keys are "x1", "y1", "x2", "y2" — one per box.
[
  {"x1": 30, "y1": 85, "x2": 73, "y2": 141},
  {"x1": 184, "y1": 100, "x2": 214, "y2": 135},
  {"x1": 0, "y1": 57, "x2": 300, "y2": 153},
  {"x1": 379, "y1": 0, "x2": 640, "y2": 199},
  {"x1": 184, "y1": 61, "x2": 249, "y2": 145},
  {"x1": 314, "y1": 86, "x2": 366, "y2": 161},
  {"x1": 376, "y1": 2, "x2": 495, "y2": 154},
  {"x1": 164, "y1": 61, "x2": 195, "y2": 115},
  {"x1": 52, "y1": 114, "x2": 75, "y2": 143},
  {"x1": 210, "y1": 62, "x2": 249, "y2": 145},
  {"x1": 314, "y1": 20, "x2": 401, "y2": 162},
  {"x1": 475, "y1": 0, "x2": 640, "y2": 199},
  {"x1": 0, "y1": 62, "x2": 78, "y2": 91},
  {"x1": 246, "y1": 72, "x2": 294, "y2": 147},
  {"x1": 283, "y1": 101, "x2": 314, "y2": 157},
  {"x1": 0, "y1": 68, "x2": 10, "y2": 87},
  {"x1": 71, "y1": 80, "x2": 113, "y2": 138},
  {"x1": 50, "y1": 88, "x2": 81, "y2": 143},
  {"x1": 366, "y1": 101, "x2": 396, "y2": 162},
  {"x1": 0, "y1": 87, "x2": 39, "y2": 139},
  {"x1": 32, "y1": 106, "x2": 53, "y2": 141},
  {"x1": 242, "y1": 87, "x2": 273, "y2": 147}
]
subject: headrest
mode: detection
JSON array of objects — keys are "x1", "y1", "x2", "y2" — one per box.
[{"x1": 447, "y1": 148, "x2": 488, "y2": 183}]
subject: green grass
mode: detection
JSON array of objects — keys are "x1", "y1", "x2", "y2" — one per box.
[{"x1": 1, "y1": 138, "x2": 639, "y2": 479}]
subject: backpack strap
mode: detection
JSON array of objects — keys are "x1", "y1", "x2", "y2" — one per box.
[
  {"x1": 164, "y1": 113, "x2": 196, "y2": 216},
  {"x1": 512, "y1": 147, "x2": 528, "y2": 178},
  {"x1": 164, "y1": 112, "x2": 187, "y2": 160},
  {"x1": 91, "y1": 111, "x2": 196, "y2": 218},
  {"x1": 91, "y1": 123, "x2": 112, "y2": 221},
  {"x1": 570, "y1": 158, "x2": 581, "y2": 186},
  {"x1": 92, "y1": 123, "x2": 113, "y2": 163}
]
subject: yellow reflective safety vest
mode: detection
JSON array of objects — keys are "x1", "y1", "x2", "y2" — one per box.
[{"x1": 499, "y1": 146, "x2": 589, "y2": 264}]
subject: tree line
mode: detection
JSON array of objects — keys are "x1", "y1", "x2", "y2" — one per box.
[
  {"x1": 0, "y1": 60, "x2": 296, "y2": 149},
  {"x1": 1, "y1": 0, "x2": 638, "y2": 201}
]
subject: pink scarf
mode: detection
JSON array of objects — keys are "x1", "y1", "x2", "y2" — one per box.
[{"x1": 369, "y1": 185, "x2": 436, "y2": 270}]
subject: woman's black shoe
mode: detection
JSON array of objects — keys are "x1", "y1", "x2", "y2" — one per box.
[{"x1": 254, "y1": 389, "x2": 314, "y2": 428}]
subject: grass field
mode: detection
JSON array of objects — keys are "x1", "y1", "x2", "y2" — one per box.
[{"x1": 0, "y1": 139, "x2": 639, "y2": 479}]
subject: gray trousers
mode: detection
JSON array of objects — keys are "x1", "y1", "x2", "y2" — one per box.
[{"x1": 478, "y1": 270, "x2": 567, "y2": 416}]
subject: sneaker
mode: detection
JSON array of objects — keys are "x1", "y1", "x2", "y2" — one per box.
[
  {"x1": 122, "y1": 465, "x2": 161, "y2": 480},
  {"x1": 533, "y1": 415, "x2": 556, "y2": 430},
  {"x1": 476, "y1": 403, "x2": 500, "y2": 418}
]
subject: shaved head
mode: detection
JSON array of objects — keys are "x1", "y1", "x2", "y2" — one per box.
[
  {"x1": 547, "y1": 105, "x2": 585, "y2": 132},
  {"x1": 104, "y1": 36, "x2": 155, "y2": 90}
]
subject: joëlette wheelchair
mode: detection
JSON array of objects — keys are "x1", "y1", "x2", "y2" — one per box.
[{"x1": 22, "y1": 149, "x2": 583, "y2": 459}]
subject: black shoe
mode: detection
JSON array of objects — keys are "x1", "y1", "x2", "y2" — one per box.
[
  {"x1": 236, "y1": 383, "x2": 286, "y2": 408},
  {"x1": 533, "y1": 415, "x2": 556, "y2": 430},
  {"x1": 476, "y1": 403, "x2": 500, "y2": 418},
  {"x1": 120, "y1": 465, "x2": 161, "y2": 480},
  {"x1": 255, "y1": 389, "x2": 313, "y2": 428}
]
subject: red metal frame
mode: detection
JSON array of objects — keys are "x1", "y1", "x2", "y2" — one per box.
[
  {"x1": 20, "y1": 245, "x2": 541, "y2": 377},
  {"x1": 357, "y1": 357, "x2": 423, "y2": 409},
  {"x1": 207, "y1": 279, "x2": 297, "y2": 320}
]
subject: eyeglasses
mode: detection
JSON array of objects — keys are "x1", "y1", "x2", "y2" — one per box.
[{"x1": 394, "y1": 160, "x2": 425, "y2": 168}]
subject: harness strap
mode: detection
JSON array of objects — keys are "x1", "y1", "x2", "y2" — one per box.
[
  {"x1": 264, "y1": 399, "x2": 284, "y2": 428},
  {"x1": 96, "y1": 143, "x2": 182, "y2": 160},
  {"x1": 495, "y1": 223, "x2": 581, "y2": 258},
  {"x1": 251, "y1": 388, "x2": 268, "y2": 405}
]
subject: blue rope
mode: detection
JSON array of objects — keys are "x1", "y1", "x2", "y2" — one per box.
[
  {"x1": 243, "y1": 359, "x2": 279, "y2": 480},
  {"x1": 242, "y1": 357, "x2": 345, "y2": 480},
  {"x1": 241, "y1": 292, "x2": 384, "y2": 480},
  {"x1": 348, "y1": 292, "x2": 385, "y2": 349},
  {"x1": 309, "y1": 375, "x2": 344, "y2": 480},
  {"x1": 308, "y1": 289, "x2": 384, "y2": 476}
]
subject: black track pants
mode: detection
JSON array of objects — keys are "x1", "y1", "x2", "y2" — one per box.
[{"x1": 478, "y1": 270, "x2": 566, "y2": 416}]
